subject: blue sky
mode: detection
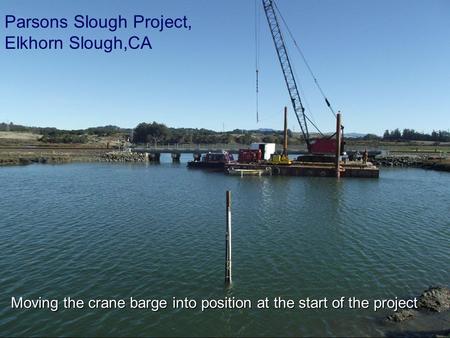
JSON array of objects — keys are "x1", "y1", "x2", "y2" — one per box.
[{"x1": 1, "y1": 0, "x2": 449, "y2": 135}]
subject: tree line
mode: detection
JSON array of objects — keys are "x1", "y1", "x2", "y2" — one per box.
[
  {"x1": 382, "y1": 128, "x2": 450, "y2": 142},
  {"x1": 131, "y1": 122, "x2": 293, "y2": 145},
  {"x1": 2, "y1": 121, "x2": 449, "y2": 144}
]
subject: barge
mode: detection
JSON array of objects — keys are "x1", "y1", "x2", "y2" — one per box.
[{"x1": 225, "y1": 161, "x2": 379, "y2": 178}]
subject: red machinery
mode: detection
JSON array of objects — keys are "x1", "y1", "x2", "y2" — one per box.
[
  {"x1": 310, "y1": 138, "x2": 336, "y2": 154},
  {"x1": 310, "y1": 138, "x2": 345, "y2": 155},
  {"x1": 238, "y1": 149, "x2": 262, "y2": 163}
]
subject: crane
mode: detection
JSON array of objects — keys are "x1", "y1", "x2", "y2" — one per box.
[
  {"x1": 262, "y1": 0, "x2": 311, "y2": 151},
  {"x1": 261, "y1": 0, "x2": 341, "y2": 155}
]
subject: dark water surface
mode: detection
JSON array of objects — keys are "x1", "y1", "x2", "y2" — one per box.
[{"x1": 0, "y1": 158, "x2": 449, "y2": 337}]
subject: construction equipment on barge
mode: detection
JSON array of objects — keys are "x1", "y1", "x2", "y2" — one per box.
[
  {"x1": 225, "y1": 106, "x2": 379, "y2": 178},
  {"x1": 261, "y1": 0, "x2": 342, "y2": 157},
  {"x1": 190, "y1": 0, "x2": 379, "y2": 178},
  {"x1": 249, "y1": 0, "x2": 379, "y2": 177},
  {"x1": 268, "y1": 107, "x2": 292, "y2": 165},
  {"x1": 187, "y1": 150, "x2": 235, "y2": 170}
]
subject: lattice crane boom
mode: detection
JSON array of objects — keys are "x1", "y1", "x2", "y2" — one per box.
[{"x1": 262, "y1": 0, "x2": 311, "y2": 151}]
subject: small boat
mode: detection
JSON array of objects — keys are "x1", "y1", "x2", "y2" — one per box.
[
  {"x1": 187, "y1": 151, "x2": 234, "y2": 170},
  {"x1": 227, "y1": 167, "x2": 271, "y2": 177}
]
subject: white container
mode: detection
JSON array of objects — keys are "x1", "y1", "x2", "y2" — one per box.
[{"x1": 250, "y1": 143, "x2": 276, "y2": 160}]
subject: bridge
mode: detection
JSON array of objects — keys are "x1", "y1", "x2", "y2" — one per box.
[{"x1": 131, "y1": 143, "x2": 308, "y2": 154}]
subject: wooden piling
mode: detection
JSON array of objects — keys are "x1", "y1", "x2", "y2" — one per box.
[
  {"x1": 283, "y1": 106, "x2": 288, "y2": 156},
  {"x1": 171, "y1": 152, "x2": 181, "y2": 163},
  {"x1": 335, "y1": 112, "x2": 342, "y2": 178},
  {"x1": 225, "y1": 190, "x2": 232, "y2": 285}
]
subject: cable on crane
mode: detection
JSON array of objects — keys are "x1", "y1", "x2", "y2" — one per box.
[
  {"x1": 290, "y1": 60, "x2": 323, "y2": 135},
  {"x1": 304, "y1": 114, "x2": 324, "y2": 137},
  {"x1": 273, "y1": 1, "x2": 337, "y2": 119}
]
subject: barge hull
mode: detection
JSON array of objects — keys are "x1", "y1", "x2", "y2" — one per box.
[{"x1": 225, "y1": 163, "x2": 379, "y2": 178}]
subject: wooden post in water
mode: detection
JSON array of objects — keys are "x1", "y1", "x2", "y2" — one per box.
[
  {"x1": 335, "y1": 112, "x2": 342, "y2": 178},
  {"x1": 225, "y1": 191, "x2": 232, "y2": 285}
]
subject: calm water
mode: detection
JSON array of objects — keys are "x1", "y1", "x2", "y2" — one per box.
[{"x1": 0, "y1": 156, "x2": 449, "y2": 337}]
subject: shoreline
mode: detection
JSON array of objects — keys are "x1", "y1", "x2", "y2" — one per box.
[
  {"x1": 1, "y1": 147, "x2": 449, "y2": 172},
  {"x1": 1, "y1": 148, "x2": 450, "y2": 172},
  {"x1": 0, "y1": 148, "x2": 108, "y2": 166}
]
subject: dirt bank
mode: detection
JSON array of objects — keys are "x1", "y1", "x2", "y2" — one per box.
[{"x1": 0, "y1": 148, "x2": 108, "y2": 166}]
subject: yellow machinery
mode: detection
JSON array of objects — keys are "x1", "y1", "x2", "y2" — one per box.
[
  {"x1": 269, "y1": 106, "x2": 292, "y2": 165},
  {"x1": 269, "y1": 153, "x2": 292, "y2": 165}
]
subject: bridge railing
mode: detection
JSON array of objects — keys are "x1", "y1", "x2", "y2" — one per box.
[
  {"x1": 137, "y1": 143, "x2": 245, "y2": 151},
  {"x1": 131, "y1": 143, "x2": 308, "y2": 152}
]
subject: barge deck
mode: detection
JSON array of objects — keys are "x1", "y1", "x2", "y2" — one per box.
[{"x1": 225, "y1": 161, "x2": 379, "y2": 178}]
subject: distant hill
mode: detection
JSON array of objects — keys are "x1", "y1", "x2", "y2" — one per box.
[
  {"x1": 257, "y1": 128, "x2": 275, "y2": 132},
  {"x1": 345, "y1": 132, "x2": 368, "y2": 138}
]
